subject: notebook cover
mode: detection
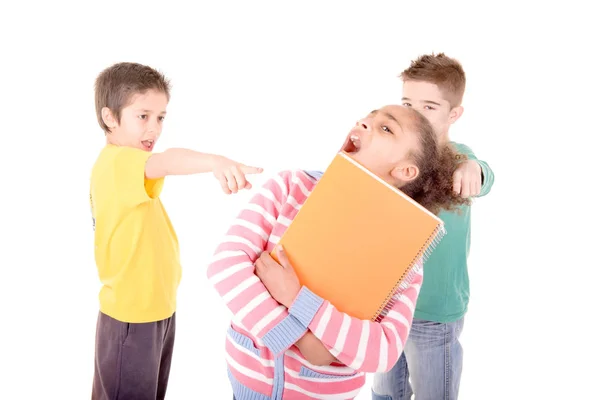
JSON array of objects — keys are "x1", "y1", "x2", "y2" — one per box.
[{"x1": 271, "y1": 152, "x2": 444, "y2": 321}]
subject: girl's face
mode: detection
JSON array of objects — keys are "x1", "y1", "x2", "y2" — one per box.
[{"x1": 341, "y1": 105, "x2": 422, "y2": 188}]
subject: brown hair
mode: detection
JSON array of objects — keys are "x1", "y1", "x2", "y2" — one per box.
[
  {"x1": 401, "y1": 109, "x2": 470, "y2": 214},
  {"x1": 94, "y1": 62, "x2": 171, "y2": 133},
  {"x1": 400, "y1": 53, "x2": 466, "y2": 108}
]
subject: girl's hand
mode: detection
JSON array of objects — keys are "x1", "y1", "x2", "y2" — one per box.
[{"x1": 255, "y1": 245, "x2": 301, "y2": 308}]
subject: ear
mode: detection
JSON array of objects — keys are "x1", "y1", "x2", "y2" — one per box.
[
  {"x1": 391, "y1": 163, "x2": 419, "y2": 185},
  {"x1": 101, "y1": 107, "x2": 118, "y2": 131},
  {"x1": 448, "y1": 105, "x2": 464, "y2": 125}
]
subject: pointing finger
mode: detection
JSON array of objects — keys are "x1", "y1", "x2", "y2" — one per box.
[{"x1": 240, "y1": 165, "x2": 263, "y2": 175}]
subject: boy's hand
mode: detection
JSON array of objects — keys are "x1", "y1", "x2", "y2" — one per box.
[
  {"x1": 453, "y1": 159, "x2": 482, "y2": 198},
  {"x1": 212, "y1": 156, "x2": 263, "y2": 194},
  {"x1": 255, "y1": 245, "x2": 301, "y2": 308}
]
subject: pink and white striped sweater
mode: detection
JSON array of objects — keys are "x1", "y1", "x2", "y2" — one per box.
[{"x1": 207, "y1": 170, "x2": 423, "y2": 400}]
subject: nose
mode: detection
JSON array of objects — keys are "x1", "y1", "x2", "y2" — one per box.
[
  {"x1": 356, "y1": 117, "x2": 372, "y2": 132},
  {"x1": 148, "y1": 119, "x2": 161, "y2": 134}
]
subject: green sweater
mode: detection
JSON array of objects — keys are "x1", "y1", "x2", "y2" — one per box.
[{"x1": 414, "y1": 142, "x2": 495, "y2": 323}]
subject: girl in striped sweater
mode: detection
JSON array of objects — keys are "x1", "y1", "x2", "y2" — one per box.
[{"x1": 207, "y1": 105, "x2": 469, "y2": 399}]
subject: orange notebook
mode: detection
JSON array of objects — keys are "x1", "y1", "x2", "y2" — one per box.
[{"x1": 271, "y1": 152, "x2": 446, "y2": 322}]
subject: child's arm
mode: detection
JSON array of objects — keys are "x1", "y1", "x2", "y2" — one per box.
[
  {"x1": 253, "y1": 250, "x2": 336, "y2": 365},
  {"x1": 452, "y1": 143, "x2": 495, "y2": 198},
  {"x1": 294, "y1": 332, "x2": 338, "y2": 366},
  {"x1": 258, "y1": 246, "x2": 422, "y2": 373},
  {"x1": 302, "y1": 273, "x2": 422, "y2": 373},
  {"x1": 207, "y1": 171, "x2": 315, "y2": 357},
  {"x1": 145, "y1": 148, "x2": 262, "y2": 193}
]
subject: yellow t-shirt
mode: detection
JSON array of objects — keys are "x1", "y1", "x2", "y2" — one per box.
[{"x1": 90, "y1": 144, "x2": 181, "y2": 323}]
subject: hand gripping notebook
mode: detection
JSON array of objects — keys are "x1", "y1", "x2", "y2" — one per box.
[{"x1": 271, "y1": 152, "x2": 446, "y2": 322}]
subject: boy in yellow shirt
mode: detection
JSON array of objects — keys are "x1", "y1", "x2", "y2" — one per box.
[{"x1": 90, "y1": 62, "x2": 262, "y2": 400}]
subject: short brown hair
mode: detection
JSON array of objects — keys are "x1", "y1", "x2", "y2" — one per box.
[
  {"x1": 94, "y1": 62, "x2": 171, "y2": 133},
  {"x1": 400, "y1": 53, "x2": 466, "y2": 108},
  {"x1": 401, "y1": 108, "x2": 470, "y2": 215}
]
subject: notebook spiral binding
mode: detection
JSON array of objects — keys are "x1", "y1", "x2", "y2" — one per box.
[{"x1": 373, "y1": 223, "x2": 447, "y2": 322}]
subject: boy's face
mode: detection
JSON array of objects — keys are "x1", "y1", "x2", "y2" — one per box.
[
  {"x1": 341, "y1": 105, "x2": 421, "y2": 188},
  {"x1": 102, "y1": 89, "x2": 168, "y2": 152},
  {"x1": 401, "y1": 80, "x2": 463, "y2": 141}
]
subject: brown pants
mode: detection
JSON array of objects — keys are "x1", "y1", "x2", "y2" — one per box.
[{"x1": 92, "y1": 312, "x2": 176, "y2": 400}]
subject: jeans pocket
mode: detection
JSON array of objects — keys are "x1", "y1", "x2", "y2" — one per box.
[
  {"x1": 371, "y1": 391, "x2": 393, "y2": 400},
  {"x1": 122, "y1": 323, "x2": 131, "y2": 344}
]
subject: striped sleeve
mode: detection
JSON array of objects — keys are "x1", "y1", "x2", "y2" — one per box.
[
  {"x1": 287, "y1": 262, "x2": 423, "y2": 373},
  {"x1": 207, "y1": 171, "x2": 308, "y2": 356}
]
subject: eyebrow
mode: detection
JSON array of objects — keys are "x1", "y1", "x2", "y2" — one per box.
[
  {"x1": 370, "y1": 109, "x2": 404, "y2": 132},
  {"x1": 136, "y1": 109, "x2": 167, "y2": 114},
  {"x1": 383, "y1": 112, "x2": 401, "y2": 126},
  {"x1": 401, "y1": 97, "x2": 441, "y2": 106}
]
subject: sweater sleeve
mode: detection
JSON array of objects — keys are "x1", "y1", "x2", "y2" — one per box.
[
  {"x1": 207, "y1": 171, "x2": 308, "y2": 356},
  {"x1": 453, "y1": 142, "x2": 495, "y2": 197},
  {"x1": 286, "y1": 261, "x2": 424, "y2": 373}
]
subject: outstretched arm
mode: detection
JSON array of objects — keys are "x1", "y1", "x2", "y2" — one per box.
[{"x1": 145, "y1": 148, "x2": 262, "y2": 194}]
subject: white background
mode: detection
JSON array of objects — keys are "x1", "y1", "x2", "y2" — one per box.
[{"x1": 1, "y1": 1, "x2": 598, "y2": 399}]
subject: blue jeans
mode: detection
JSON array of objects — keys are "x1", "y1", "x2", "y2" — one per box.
[{"x1": 372, "y1": 318, "x2": 465, "y2": 400}]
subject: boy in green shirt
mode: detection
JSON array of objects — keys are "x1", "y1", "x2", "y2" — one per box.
[{"x1": 372, "y1": 53, "x2": 495, "y2": 400}]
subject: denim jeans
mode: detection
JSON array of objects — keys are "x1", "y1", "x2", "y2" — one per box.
[{"x1": 372, "y1": 317, "x2": 465, "y2": 400}]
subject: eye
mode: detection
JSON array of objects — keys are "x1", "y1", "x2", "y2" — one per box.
[
  {"x1": 158, "y1": 116, "x2": 165, "y2": 122},
  {"x1": 138, "y1": 114, "x2": 147, "y2": 120},
  {"x1": 424, "y1": 105, "x2": 435, "y2": 111},
  {"x1": 402, "y1": 102, "x2": 412, "y2": 107},
  {"x1": 382, "y1": 125, "x2": 393, "y2": 134}
]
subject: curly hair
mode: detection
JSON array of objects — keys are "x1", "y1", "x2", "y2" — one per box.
[{"x1": 400, "y1": 109, "x2": 470, "y2": 215}]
